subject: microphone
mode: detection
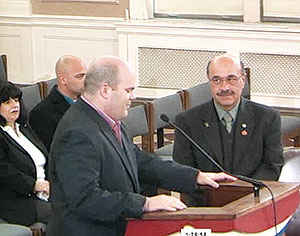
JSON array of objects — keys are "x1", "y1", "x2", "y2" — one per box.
[{"x1": 160, "y1": 114, "x2": 265, "y2": 188}]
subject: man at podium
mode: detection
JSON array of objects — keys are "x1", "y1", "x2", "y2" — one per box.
[{"x1": 46, "y1": 56, "x2": 236, "y2": 236}]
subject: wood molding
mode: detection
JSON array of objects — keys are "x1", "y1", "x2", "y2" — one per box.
[
  {"x1": 42, "y1": 0, "x2": 119, "y2": 3},
  {"x1": 32, "y1": 0, "x2": 128, "y2": 17}
]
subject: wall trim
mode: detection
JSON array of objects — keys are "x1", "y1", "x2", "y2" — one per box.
[
  {"x1": 0, "y1": 14, "x2": 124, "y2": 29},
  {"x1": 43, "y1": 0, "x2": 119, "y2": 3},
  {"x1": 251, "y1": 93, "x2": 300, "y2": 108}
]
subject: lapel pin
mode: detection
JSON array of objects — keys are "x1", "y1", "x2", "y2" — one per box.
[
  {"x1": 241, "y1": 130, "x2": 248, "y2": 136},
  {"x1": 204, "y1": 122, "x2": 210, "y2": 128},
  {"x1": 241, "y1": 123, "x2": 247, "y2": 129}
]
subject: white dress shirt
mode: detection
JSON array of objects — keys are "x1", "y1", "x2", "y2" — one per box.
[{"x1": 0, "y1": 123, "x2": 47, "y2": 180}]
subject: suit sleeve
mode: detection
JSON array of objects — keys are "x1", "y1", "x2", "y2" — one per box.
[
  {"x1": 50, "y1": 129, "x2": 146, "y2": 222},
  {"x1": 0, "y1": 136, "x2": 36, "y2": 195},
  {"x1": 252, "y1": 110, "x2": 283, "y2": 180},
  {"x1": 135, "y1": 145, "x2": 199, "y2": 193},
  {"x1": 173, "y1": 113, "x2": 197, "y2": 168}
]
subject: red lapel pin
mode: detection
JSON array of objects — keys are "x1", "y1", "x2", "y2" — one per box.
[{"x1": 241, "y1": 130, "x2": 248, "y2": 136}]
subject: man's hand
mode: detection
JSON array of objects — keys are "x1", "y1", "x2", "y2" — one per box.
[
  {"x1": 34, "y1": 180, "x2": 50, "y2": 196},
  {"x1": 196, "y1": 171, "x2": 237, "y2": 188},
  {"x1": 143, "y1": 195, "x2": 187, "y2": 213}
]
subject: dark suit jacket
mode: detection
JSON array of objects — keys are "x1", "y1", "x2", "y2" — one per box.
[
  {"x1": 173, "y1": 98, "x2": 283, "y2": 181},
  {"x1": 47, "y1": 98, "x2": 199, "y2": 236},
  {"x1": 29, "y1": 85, "x2": 70, "y2": 151},
  {"x1": 0, "y1": 124, "x2": 49, "y2": 226}
]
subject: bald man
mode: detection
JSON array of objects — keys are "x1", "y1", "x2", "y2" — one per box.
[
  {"x1": 29, "y1": 55, "x2": 87, "y2": 151},
  {"x1": 173, "y1": 54, "x2": 283, "y2": 205}
]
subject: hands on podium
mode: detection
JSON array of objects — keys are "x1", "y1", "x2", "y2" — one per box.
[
  {"x1": 196, "y1": 171, "x2": 237, "y2": 188},
  {"x1": 143, "y1": 171, "x2": 236, "y2": 213},
  {"x1": 143, "y1": 195, "x2": 187, "y2": 212}
]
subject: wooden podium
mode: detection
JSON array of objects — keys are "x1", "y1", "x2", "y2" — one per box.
[{"x1": 125, "y1": 181, "x2": 300, "y2": 236}]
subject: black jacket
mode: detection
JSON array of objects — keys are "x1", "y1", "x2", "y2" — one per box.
[
  {"x1": 173, "y1": 98, "x2": 284, "y2": 180},
  {"x1": 0, "y1": 124, "x2": 48, "y2": 226},
  {"x1": 29, "y1": 85, "x2": 70, "y2": 151}
]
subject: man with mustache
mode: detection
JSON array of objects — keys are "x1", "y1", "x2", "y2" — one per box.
[{"x1": 173, "y1": 53, "x2": 283, "y2": 206}]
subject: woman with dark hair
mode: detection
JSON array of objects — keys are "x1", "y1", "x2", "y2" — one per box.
[{"x1": 0, "y1": 82, "x2": 51, "y2": 227}]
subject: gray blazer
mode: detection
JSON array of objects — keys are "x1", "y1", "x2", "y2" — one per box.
[
  {"x1": 47, "y1": 98, "x2": 199, "y2": 236},
  {"x1": 173, "y1": 98, "x2": 283, "y2": 181}
]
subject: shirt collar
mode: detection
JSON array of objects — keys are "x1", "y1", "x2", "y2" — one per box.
[
  {"x1": 57, "y1": 87, "x2": 76, "y2": 105},
  {"x1": 0, "y1": 123, "x2": 20, "y2": 133},
  {"x1": 214, "y1": 99, "x2": 240, "y2": 122},
  {"x1": 81, "y1": 95, "x2": 120, "y2": 128}
]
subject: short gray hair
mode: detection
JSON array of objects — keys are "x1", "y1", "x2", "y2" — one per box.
[{"x1": 84, "y1": 60, "x2": 119, "y2": 94}]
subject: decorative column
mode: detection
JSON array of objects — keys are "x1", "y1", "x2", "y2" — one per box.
[
  {"x1": 243, "y1": 0, "x2": 261, "y2": 23},
  {"x1": 129, "y1": 0, "x2": 153, "y2": 20}
]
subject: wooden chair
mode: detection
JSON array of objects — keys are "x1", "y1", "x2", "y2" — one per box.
[
  {"x1": 180, "y1": 67, "x2": 251, "y2": 110},
  {"x1": 121, "y1": 102, "x2": 152, "y2": 152},
  {"x1": 281, "y1": 116, "x2": 300, "y2": 147},
  {"x1": 179, "y1": 82, "x2": 211, "y2": 110},
  {"x1": 20, "y1": 83, "x2": 44, "y2": 112},
  {"x1": 0, "y1": 54, "x2": 8, "y2": 84},
  {"x1": 42, "y1": 78, "x2": 57, "y2": 99},
  {"x1": 148, "y1": 92, "x2": 184, "y2": 159}
]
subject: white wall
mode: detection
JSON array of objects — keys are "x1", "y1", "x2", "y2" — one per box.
[
  {"x1": 0, "y1": 0, "x2": 31, "y2": 16},
  {"x1": 0, "y1": 14, "x2": 121, "y2": 83},
  {"x1": 1, "y1": 0, "x2": 300, "y2": 108},
  {"x1": 116, "y1": 19, "x2": 300, "y2": 108}
]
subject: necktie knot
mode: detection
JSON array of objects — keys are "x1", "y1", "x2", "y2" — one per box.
[{"x1": 222, "y1": 112, "x2": 233, "y2": 133}]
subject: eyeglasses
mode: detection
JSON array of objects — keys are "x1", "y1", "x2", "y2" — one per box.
[{"x1": 209, "y1": 75, "x2": 243, "y2": 86}]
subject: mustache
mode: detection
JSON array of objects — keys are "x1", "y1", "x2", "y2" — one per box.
[{"x1": 217, "y1": 90, "x2": 234, "y2": 96}]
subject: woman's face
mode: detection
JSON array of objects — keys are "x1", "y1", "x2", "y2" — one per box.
[{"x1": 0, "y1": 97, "x2": 20, "y2": 125}]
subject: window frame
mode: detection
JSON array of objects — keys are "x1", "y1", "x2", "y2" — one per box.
[
  {"x1": 153, "y1": 0, "x2": 300, "y2": 23},
  {"x1": 153, "y1": 0, "x2": 245, "y2": 21}
]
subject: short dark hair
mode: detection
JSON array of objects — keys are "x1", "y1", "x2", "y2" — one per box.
[{"x1": 0, "y1": 82, "x2": 28, "y2": 126}]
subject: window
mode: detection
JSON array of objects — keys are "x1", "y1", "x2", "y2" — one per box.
[
  {"x1": 263, "y1": 0, "x2": 300, "y2": 22},
  {"x1": 154, "y1": 0, "x2": 300, "y2": 23},
  {"x1": 154, "y1": 0, "x2": 243, "y2": 20}
]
